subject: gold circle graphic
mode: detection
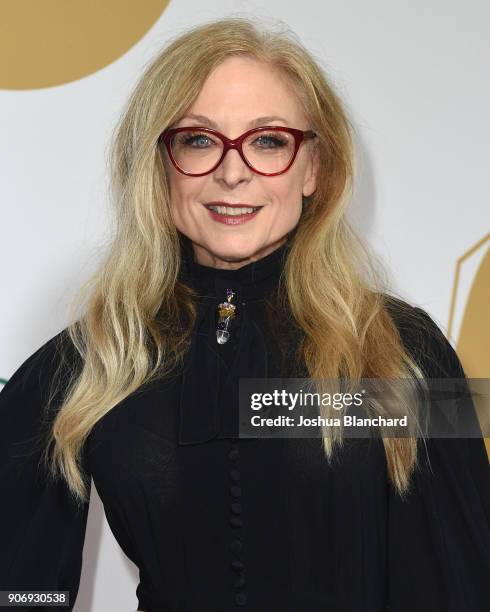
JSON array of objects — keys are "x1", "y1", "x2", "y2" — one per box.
[
  {"x1": 449, "y1": 233, "x2": 490, "y2": 460},
  {"x1": 0, "y1": 0, "x2": 169, "y2": 90}
]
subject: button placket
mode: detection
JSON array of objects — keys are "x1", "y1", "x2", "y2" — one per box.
[{"x1": 228, "y1": 437, "x2": 247, "y2": 607}]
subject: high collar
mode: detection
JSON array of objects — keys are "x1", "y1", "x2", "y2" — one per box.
[
  {"x1": 179, "y1": 241, "x2": 289, "y2": 301},
  {"x1": 176, "y1": 240, "x2": 291, "y2": 446}
]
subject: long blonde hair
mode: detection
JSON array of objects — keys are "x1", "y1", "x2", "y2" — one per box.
[{"x1": 41, "y1": 16, "x2": 431, "y2": 505}]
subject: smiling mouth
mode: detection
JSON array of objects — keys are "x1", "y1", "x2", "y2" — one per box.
[{"x1": 204, "y1": 204, "x2": 263, "y2": 216}]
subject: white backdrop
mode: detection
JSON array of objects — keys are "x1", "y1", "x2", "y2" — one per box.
[{"x1": 1, "y1": 1, "x2": 488, "y2": 610}]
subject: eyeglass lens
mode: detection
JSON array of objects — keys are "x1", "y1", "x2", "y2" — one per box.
[{"x1": 170, "y1": 129, "x2": 295, "y2": 174}]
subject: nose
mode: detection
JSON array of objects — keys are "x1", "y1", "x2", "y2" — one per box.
[{"x1": 213, "y1": 147, "x2": 252, "y2": 186}]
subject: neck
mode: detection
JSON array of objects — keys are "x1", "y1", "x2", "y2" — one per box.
[
  {"x1": 178, "y1": 239, "x2": 289, "y2": 301},
  {"x1": 190, "y1": 238, "x2": 288, "y2": 270}
]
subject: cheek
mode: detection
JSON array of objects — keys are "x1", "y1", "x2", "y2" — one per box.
[
  {"x1": 167, "y1": 176, "x2": 204, "y2": 218},
  {"x1": 269, "y1": 175, "x2": 304, "y2": 217},
  {"x1": 165, "y1": 156, "x2": 192, "y2": 202}
]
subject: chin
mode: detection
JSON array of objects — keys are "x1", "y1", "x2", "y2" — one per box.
[
  {"x1": 213, "y1": 246, "x2": 257, "y2": 263},
  {"x1": 197, "y1": 241, "x2": 262, "y2": 267}
]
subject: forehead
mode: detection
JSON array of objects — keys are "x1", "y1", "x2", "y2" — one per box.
[{"x1": 184, "y1": 56, "x2": 306, "y2": 128}]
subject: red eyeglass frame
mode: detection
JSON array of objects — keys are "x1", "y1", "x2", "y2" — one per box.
[{"x1": 158, "y1": 125, "x2": 317, "y2": 177}]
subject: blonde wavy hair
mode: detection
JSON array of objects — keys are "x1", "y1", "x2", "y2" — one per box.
[{"x1": 41, "y1": 16, "x2": 432, "y2": 505}]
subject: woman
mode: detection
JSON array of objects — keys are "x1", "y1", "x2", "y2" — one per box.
[{"x1": 0, "y1": 17, "x2": 488, "y2": 612}]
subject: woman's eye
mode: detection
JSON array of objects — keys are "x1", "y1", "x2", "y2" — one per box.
[
  {"x1": 182, "y1": 133, "x2": 214, "y2": 147},
  {"x1": 253, "y1": 134, "x2": 287, "y2": 148}
]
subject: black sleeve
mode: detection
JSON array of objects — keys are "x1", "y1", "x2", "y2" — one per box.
[
  {"x1": 387, "y1": 305, "x2": 490, "y2": 612},
  {"x1": 0, "y1": 331, "x2": 90, "y2": 611}
]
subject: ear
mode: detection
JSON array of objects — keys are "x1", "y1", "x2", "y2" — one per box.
[{"x1": 302, "y1": 142, "x2": 320, "y2": 198}]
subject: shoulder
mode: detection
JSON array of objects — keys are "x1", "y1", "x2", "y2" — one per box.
[
  {"x1": 0, "y1": 328, "x2": 81, "y2": 412},
  {"x1": 0, "y1": 328, "x2": 84, "y2": 469},
  {"x1": 382, "y1": 293, "x2": 466, "y2": 379}
]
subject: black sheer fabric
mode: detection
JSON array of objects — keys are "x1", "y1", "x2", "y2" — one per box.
[{"x1": 0, "y1": 242, "x2": 489, "y2": 611}]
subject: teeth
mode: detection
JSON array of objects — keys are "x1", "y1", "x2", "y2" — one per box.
[{"x1": 208, "y1": 205, "x2": 259, "y2": 216}]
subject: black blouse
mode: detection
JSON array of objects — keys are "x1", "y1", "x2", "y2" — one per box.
[{"x1": 1, "y1": 242, "x2": 489, "y2": 612}]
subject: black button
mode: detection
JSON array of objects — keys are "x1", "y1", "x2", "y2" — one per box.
[
  {"x1": 231, "y1": 559, "x2": 245, "y2": 571},
  {"x1": 230, "y1": 485, "x2": 242, "y2": 497},
  {"x1": 230, "y1": 539, "x2": 243, "y2": 553},
  {"x1": 233, "y1": 575, "x2": 246, "y2": 588},
  {"x1": 235, "y1": 591, "x2": 247, "y2": 605},
  {"x1": 230, "y1": 516, "x2": 243, "y2": 528},
  {"x1": 229, "y1": 468, "x2": 241, "y2": 481},
  {"x1": 228, "y1": 448, "x2": 240, "y2": 461},
  {"x1": 231, "y1": 502, "x2": 242, "y2": 514}
]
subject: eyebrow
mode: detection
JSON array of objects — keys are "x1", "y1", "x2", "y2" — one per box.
[{"x1": 179, "y1": 113, "x2": 290, "y2": 129}]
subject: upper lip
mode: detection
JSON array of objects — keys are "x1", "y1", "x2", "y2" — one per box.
[{"x1": 205, "y1": 201, "x2": 262, "y2": 208}]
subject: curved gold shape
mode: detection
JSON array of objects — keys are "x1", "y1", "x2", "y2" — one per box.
[
  {"x1": 0, "y1": 0, "x2": 169, "y2": 89},
  {"x1": 449, "y1": 233, "x2": 490, "y2": 459}
]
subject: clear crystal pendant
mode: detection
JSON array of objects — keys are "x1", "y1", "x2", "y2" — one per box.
[
  {"x1": 216, "y1": 288, "x2": 237, "y2": 344},
  {"x1": 216, "y1": 329, "x2": 230, "y2": 345}
]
